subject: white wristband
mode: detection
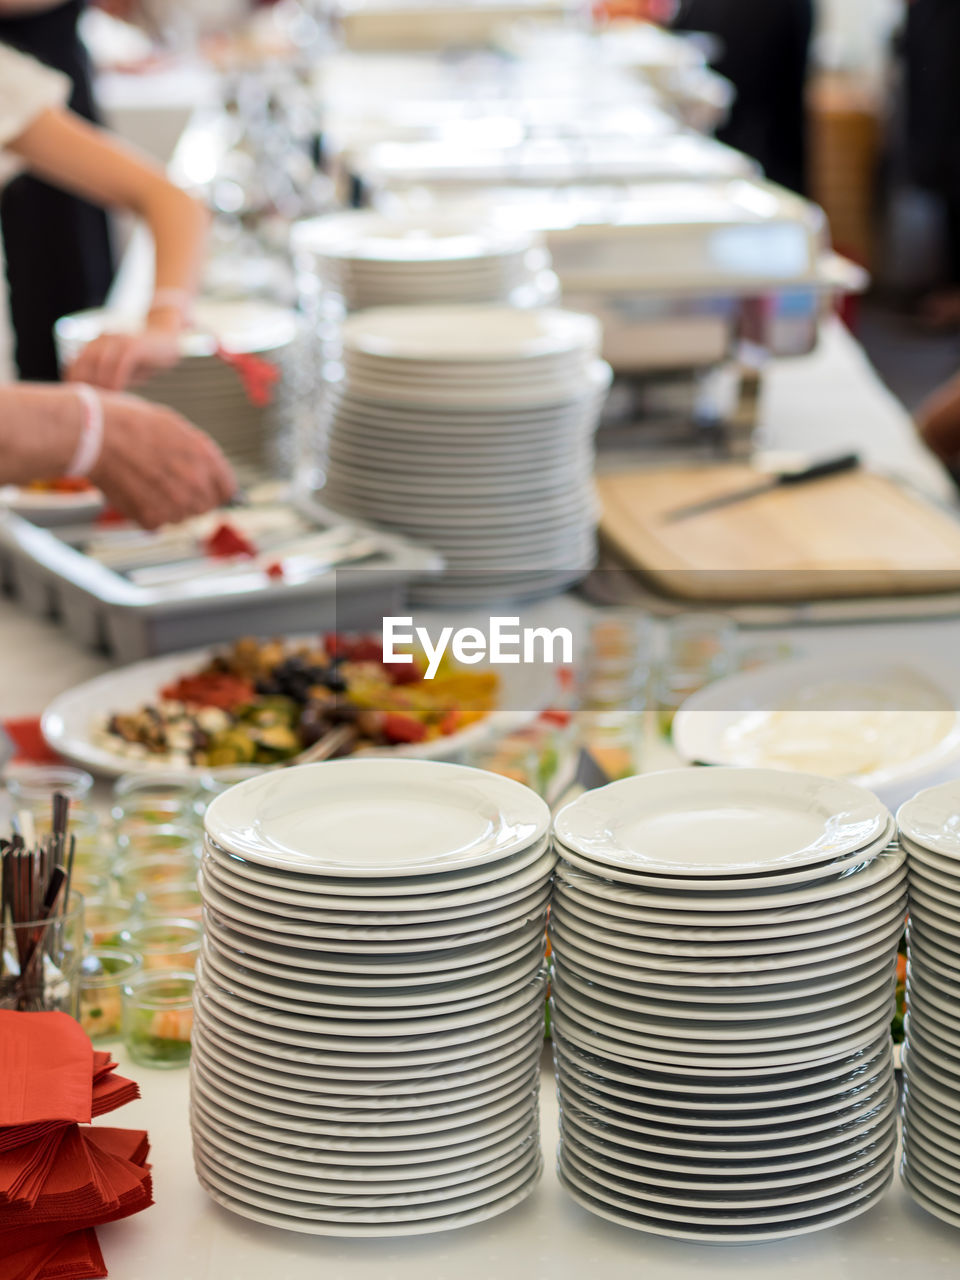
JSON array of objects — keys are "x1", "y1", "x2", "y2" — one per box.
[{"x1": 66, "y1": 385, "x2": 105, "y2": 478}]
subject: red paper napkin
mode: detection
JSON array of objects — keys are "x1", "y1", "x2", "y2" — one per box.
[
  {"x1": 0, "y1": 1015, "x2": 93, "y2": 1137},
  {"x1": 0, "y1": 1229, "x2": 105, "y2": 1280},
  {"x1": 1, "y1": 720, "x2": 62, "y2": 766}
]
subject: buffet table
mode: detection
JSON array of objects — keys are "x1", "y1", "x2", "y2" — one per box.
[{"x1": 3, "y1": 324, "x2": 960, "y2": 1270}]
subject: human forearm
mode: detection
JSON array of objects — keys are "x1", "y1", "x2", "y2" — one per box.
[
  {"x1": 8, "y1": 109, "x2": 209, "y2": 324},
  {"x1": 0, "y1": 385, "x2": 82, "y2": 484},
  {"x1": 917, "y1": 372, "x2": 960, "y2": 464}
]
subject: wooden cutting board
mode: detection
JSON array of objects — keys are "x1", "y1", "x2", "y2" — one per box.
[{"x1": 597, "y1": 465, "x2": 960, "y2": 602}]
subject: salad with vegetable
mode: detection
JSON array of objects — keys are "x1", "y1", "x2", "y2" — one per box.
[{"x1": 97, "y1": 634, "x2": 499, "y2": 767}]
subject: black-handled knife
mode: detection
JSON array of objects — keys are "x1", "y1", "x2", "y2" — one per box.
[{"x1": 663, "y1": 453, "x2": 861, "y2": 524}]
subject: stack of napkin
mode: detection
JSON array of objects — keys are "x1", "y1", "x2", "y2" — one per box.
[{"x1": 0, "y1": 1013, "x2": 152, "y2": 1280}]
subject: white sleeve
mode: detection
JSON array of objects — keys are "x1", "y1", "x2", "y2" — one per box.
[{"x1": 0, "y1": 43, "x2": 70, "y2": 151}]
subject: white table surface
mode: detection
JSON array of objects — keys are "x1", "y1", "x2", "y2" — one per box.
[{"x1": 91, "y1": 1046, "x2": 960, "y2": 1279}]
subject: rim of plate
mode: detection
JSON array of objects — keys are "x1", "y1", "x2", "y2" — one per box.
[
  {"x1": 554, "y1": 768, "x2": 889, "y2": 876},
  {"x1": 898, "y1": 779, "x2": 960, "y2": 859},
  {"x1": 203, "y1": 759, "x2": 549, "y2": 875}
]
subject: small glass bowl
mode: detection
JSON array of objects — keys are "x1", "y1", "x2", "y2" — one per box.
[
  {"x1": 79, "y1": 948, "x2": 142, "y2": 1041},
  {"x1": 5, "y1": 765, "x2": 94, "y2": 809},
  {"x1": 122, "y1": 919, "x2": 201, "y2": 972},
  {"x1": 134, "y1": 880, "x2": 203, "y2": 923},
  {"x1": 70, "y1": 867, "x2": 113, "y2": 903},
  {"x1": 84, "y1": 897, "x2": 136, "y2": 949},
  {"x1": 114, "y1": 852, "x2": 199, "y2": 900},
  {"x1": 112, "y1": 772, "x2": 206, "y2": 831},
  {"x1": 198, "y1": 766, "x2": 268, "y2": 800},
  {"x1": 116, "y1": 824, "x2": 202, "y2": 860},
  {"x1": 122, "y1": 970, "x2": 195, "y2": 1068}
]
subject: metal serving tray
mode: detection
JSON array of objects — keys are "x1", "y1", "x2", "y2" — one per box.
[{"x1": 0, "y1": 500, "x2": 441, "y2": 663}]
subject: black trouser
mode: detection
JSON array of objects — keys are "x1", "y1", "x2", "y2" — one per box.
[
  {"x1": 672, "y1": 0, "x2": 814, "y2": 195},
  {"x1": 0, "y1": 1, "x2": 114, "y2": 381}
]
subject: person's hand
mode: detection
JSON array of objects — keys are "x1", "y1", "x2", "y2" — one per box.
[
  {"x1": 90, "y1": 391, "x2": 236, "y2": 529},
  {"x1": 65, "y1": 329, "x2": 182, "y2": 392}
]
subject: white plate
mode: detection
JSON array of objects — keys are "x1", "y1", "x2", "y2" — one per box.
[
  {"x1": 0, "y1": 484, "x2": 104, "y2": 526},
  {"x1": 196, "y1": 977, "x2": 546, "y2": 1055},
  {"x1": 554, "y1": 843, "x2": 903, "y2": 914},
  {"x1": 557, "y1": 1156, "x2": 891, "y2": 1239},
  {"x1": 201, "y1": 912, "x2": 547, "y2": 979},
  {"x1": 548, "y1": 892, "x2": 907, "y2": 962},
  {"x1": 899, "y1": 779, "x2": 960, "y2": 858},
  {"x1": 191, "y1": 1111, "x2": 538, "y2": 1187},
  {"x1": 903, "y1": 1099, "x2": 960, "y2": 1163},
  {"x1": 197, "y1": 965, "x2": 545, "y2": 1041},
  {"x1": 554, "y1": 768, "x2": 889, "y2": 876},
  {"x1": 560, "y1": 1089, "x2": 898, "y2": 1163},
  {"x1": 342, "y1": 306, "x2": 599, "y2": 363},
  {"x1": 294, "y1": 212, "x2": 534, "y2": 263},
  {"x1": 900, "y1": 835, "x2": 960, "y2": 881},
  {"x1": 204, "y1": 833, "x2": 551, "y2": 896},
  {"x1": 204, "y1": 759, "x2": 549, "y2": 875},
  {"x1": 553, "y1": 1029, "x2": 892, "y2": 1097},
  {"x1": 194, "y1": 998, "x2": 545, "y2": 1079},
  {"x1": 203, "y1": 900, "x2": 549, "y2": 955},
  {"x1": 551, "y1": 1005, "x2": 897, "y2": 1073},
  {"x1": 560, "y1": 1132, "x2": 896, "y2": 1210},
  {"x1": 201, "y1": 841, "x2": 555, "y2": 913},
  {"x1": 559, "y1": 1078, "x2": 896, "y2": 1147},
  {"x1": 192, "y1": 1061, "x2": 538, "y2": 1138},
  {"x1": 194, "y1": 1152, "x2": 541, "y2": 1236},
  {"x1": 671, "y1": 656, "x2": 960, "y2": 804},
  {"x1": 551, "y1": 972, "x2": 895, "y2": 1047},
  {"x1": 191, "y1": 1075, "x2": 537, "y2": 1151},
  {"x1": 42, "y1": 652, "x2": 544, "y2": 780},
  {"x1": 900, "y1": 1163, "x2": 960, "y2": 1230},
  {"x1": 196, "y1": 1029, "x2": 542, "y2": 1110},
  {"x1": 196, "y1": 1138, "x2": 537, "y2": 1209},
  {"x1": 202, "y1": 933, "x2": 544, "y2": 1008},
  {"x1": 561, "y1": 1125, "x2": 895, "y2": 1195},
  {"x1": 553, "y1": 961, "x2": 895, "y2": 1024},
  {"x1": 554, "y1": 1045, "x2": 890, "y2": 1121},
  {"x1": 200, "y1": 875, "x2": 552, "y2": 942}
]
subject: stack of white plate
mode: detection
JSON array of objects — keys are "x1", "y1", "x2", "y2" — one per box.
[
  {"x1": 898, "y1": 780, "x2": 960, "y2": 1229},
  {"x1": 320, "y1": 305, "x2": 609, "y2": 605},
  {"x1": 55, "y1": 301, "x2": 300, "y2": 478},
  {"x1": 292, "y1": 212, "x2": 555, "y2": 310},
  {"x1": 191, "y1": 759, "x2": 553, "y2": 1236},
  {"x1": 548, "y1": 768, "x2": 905, "y2": 1243}
]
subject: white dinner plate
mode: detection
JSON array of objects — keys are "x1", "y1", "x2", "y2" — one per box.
[
  {"x1": 671, "y1": 656, "x2": 960, "y2": 803},
  {"x1": 342, "y1": 306, "x2": 600, "y2": 363},
  {"x1": 200, "y1": 841, "x2": 556, "y2": 914},
  {"x1": 194, "y1": 1151, "x2": 541, "y2": 1236},
  {"x1": 554, "y1": 769, "x2": 890, "y2": 876},
  {"x1": 898, "y1": 779, "x2": 960, "y2": 858},
  {"x1": 199, "y1": 875, "x2": 552, "y2": 942},
  {"x1": 553, "y1": 844, "x2": 904, "y2": 914},
  {"x1": 900, "y1": 1163, "x2": 960, "y2": 1231},
  {"x1": 200, "y1": 912, "x2": 547, "y2": 980},
  {"x1": 205, "y1": 759, "x2": 550, "y2": 875}
]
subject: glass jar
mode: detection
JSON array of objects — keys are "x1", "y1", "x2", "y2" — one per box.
[
  {"x1": 134, "y1": 880, "x2": 203, "y2": 923},
  {"x1": 198, "y1": 765, "x2": 267, "y2": 801},
  {"x1": 114, "y1": 852, "x2": 200, "y2": 901},
  {"x1": 84, "y1": 897, "x2": 136, "y2": 949},
  {"x1": 0, "y1": 895, "x2": 85, "y2": 1015},
  {"x1": 79, "y1": 948, "x2": 142, "y2": 1041},
  {"x1": 122, "y1": 971, "x2": 195, "y2": 1068},
  {"x1": 656, "y1": 613, "x2": 738, "y2": 736},
  {"x1": 5, "y1": 765, "x2": 94, "y2": 810},
  {"x1": 112, "y1": 772, "x2": 206, "y2": 832},
  {"x1": 122, "y1": 919, "x2": 201, "y2": 972}
]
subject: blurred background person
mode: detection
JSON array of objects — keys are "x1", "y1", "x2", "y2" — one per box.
[
  {"x1": 902, "y1": 0, "x2": 960, "y2": 328},
  {"x1": 0, "y1": 0, "x2": 115, "y2": 381},
  {"x1": 670, "y1": 0, "x2": 815, "y2": 194},
  {"x1": 0, "y1": 38, "x2": 208, "y2": 389}
]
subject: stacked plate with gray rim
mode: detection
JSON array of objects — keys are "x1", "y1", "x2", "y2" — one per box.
[
  {"x1": 898, "y1": 780, "x2": 960, "y2": 1229},
  {"x1": 549, "y1": 768, "x2": 904, "y2": 1243},
  {"x1": 292, "y1": 211, "x2": 555, "y2": 310},
  {"x1": 318, "y1": 304, "x2": 608, "y2": 605},
  {"x1": 56, "y1": 300, "x2": 300, "y2": 479},
  {"x1": 191, "y1": 759, "x2": 552, "y2": 1236}
]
